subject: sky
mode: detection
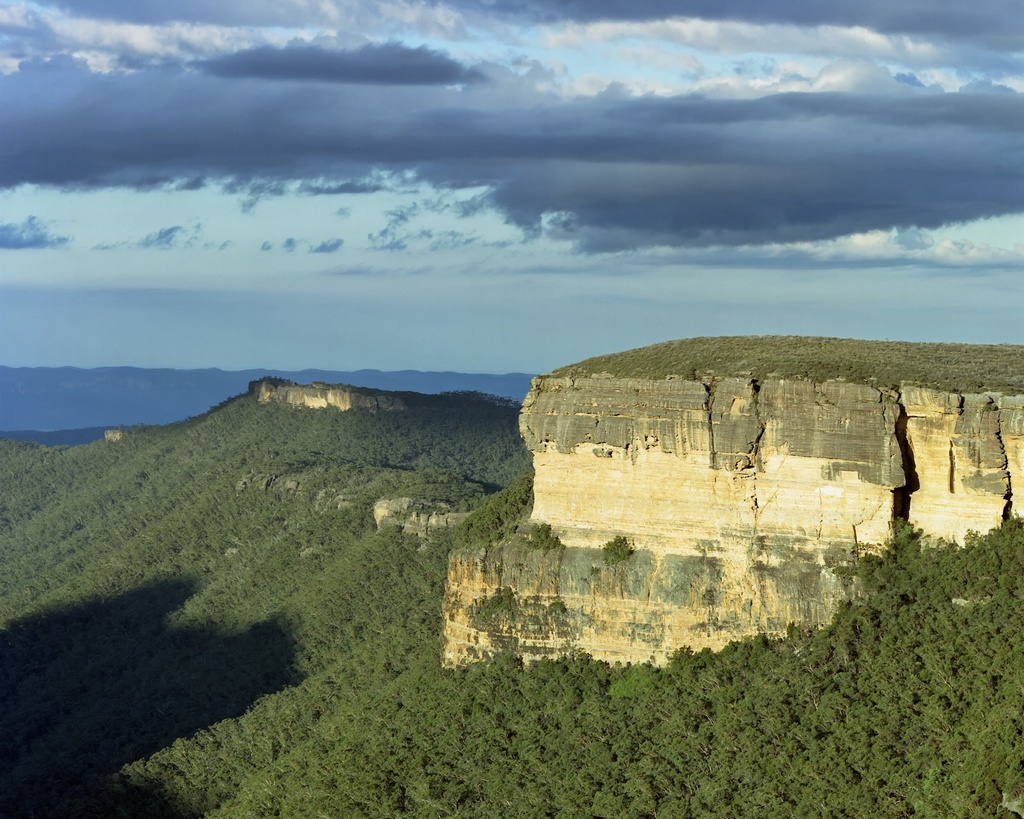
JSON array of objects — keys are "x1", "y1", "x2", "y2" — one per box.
[{"x1": 1, "y1": 1, "x2": 1024, "y2": 374}]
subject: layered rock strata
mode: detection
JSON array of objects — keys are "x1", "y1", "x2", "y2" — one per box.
[{"x1": 443, "y1": 374, "x2": 1024, "y2": 666}]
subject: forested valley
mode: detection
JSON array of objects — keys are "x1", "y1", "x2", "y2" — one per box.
[{"x1": 2, "y1": 386, "x2": 1023, "y2": 817}]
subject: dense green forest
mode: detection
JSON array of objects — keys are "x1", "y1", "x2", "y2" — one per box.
[{"x1": 3, "y1": 385, "x2": 1024, "y2": 816}]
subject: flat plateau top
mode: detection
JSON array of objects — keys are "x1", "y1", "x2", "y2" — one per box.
[{"x1": 549, "y1": 336, "x2": 1024, "y2": 395}]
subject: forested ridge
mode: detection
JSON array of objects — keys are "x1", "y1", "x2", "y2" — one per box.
[{"x1": 2, "y1": 386, "x2": 1024, "y2": 816}]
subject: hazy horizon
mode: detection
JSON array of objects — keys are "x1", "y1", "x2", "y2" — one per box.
[{"x1": 0, "y1": 365, "x2": 537, "y2": 431}]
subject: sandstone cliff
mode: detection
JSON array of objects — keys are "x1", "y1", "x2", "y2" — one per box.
[{"x1": 443, "y1": 337, "x2": 1024, "y2": 667}]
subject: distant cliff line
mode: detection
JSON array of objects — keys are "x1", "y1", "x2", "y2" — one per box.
[{"x1": 252, "y1": 379, "x2": 406, "y2": 413}]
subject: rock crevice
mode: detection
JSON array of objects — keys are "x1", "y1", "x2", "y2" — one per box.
[{"x1": 892, "y1": 391, "x2": 919, "y2": 522}]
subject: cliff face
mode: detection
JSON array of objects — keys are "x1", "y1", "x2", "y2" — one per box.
[
  {"x1": 254, "y1": 381, "x2": 405, "y2": 412},
  {"x1": 443, "y1": 369, "x2": 1024, "y2": 667}
]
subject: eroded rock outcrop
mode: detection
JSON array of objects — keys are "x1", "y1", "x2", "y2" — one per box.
[
  {"x1": 373, "y1": 497, "x2": 470, "y2": 538},
  {"x1": 443, "y1": 342, "x2": 1024, "y2": 667}
]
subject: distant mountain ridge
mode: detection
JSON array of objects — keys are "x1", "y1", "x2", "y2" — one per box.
[{"x1": 0, "y1": 366, "x2": 535, "y2": 433}]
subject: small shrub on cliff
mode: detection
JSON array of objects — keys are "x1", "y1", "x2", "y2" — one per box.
[
  {"x1": 529, "y1": 522, "x2": 563, "y2": 552},
  {"x1": 602, "y1": 535, "x2": 634, "y2": 565},
  {"x1": 477, "y1": 586, "x2": 516, "y2": 619}
]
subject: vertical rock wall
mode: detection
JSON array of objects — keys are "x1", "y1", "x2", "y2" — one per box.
[{"x1": 524, "y1": 376, "x2": 903, "y2": 557}]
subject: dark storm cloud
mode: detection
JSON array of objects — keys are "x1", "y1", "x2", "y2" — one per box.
[
  {"x1": 0, "y1": 216, "x2": 70, "y2": 249},
  {"x1": 3, "y1": 57, "x2": 1024, "y2": 251},
  {"x1": 198, "y1": 43, "x2": 484, "y2": 86}
]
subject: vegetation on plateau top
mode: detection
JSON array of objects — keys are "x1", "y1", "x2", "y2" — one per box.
[{"x1": 551, "y1": 336, "x2": 1024, "y2": 394}]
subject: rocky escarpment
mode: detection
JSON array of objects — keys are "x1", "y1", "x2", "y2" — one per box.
[
  {"x1": 443, "y1": 338, "x2": 1024, "y2": 667},
  {"x1": 253, "y1": 380, "x2": 405, "y2": 412}
]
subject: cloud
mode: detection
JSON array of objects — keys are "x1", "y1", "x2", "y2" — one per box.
[
  {"x1": 39, "y1": 0, "x2": 468, "y2": 36},
  {"x1": 322, "y1": 264, "x2": 381, "y2": 276},
  {"x1": 3, "y1": 56, "x2": 1024, "y2": 252},
  {"x1": 0, "y1": 215, "x2": 70, "y2": 249},
  {"x1": 894, "y1": 227, "x2": 933, "y2": 251},
  {"x1": 225, "y1": 178, "x2": 287, "y2": 213},
  {"x1": 426, "y1": 230, "x2": 477, "y2": 250},
  {"x1": 471, "y1": 89, "x2": 1024, "y2": 251},
  {"x1": 810, "y1": 59, "x2": 904, "y2": 93},
  {"x1": 198, "y1": 42, "x2": 484, "y2": 85},
  {"x1": 264, "y1": 237, "x2": 342, "y2": 251},
  {"x1": 540, "y1": 18, "x2": 1024, "y2": 87},
  {"x1": 368, "y1": 202, "x2": 419, "y2": 251},
  {"x1": 460, "y1": 0, "x2": 1024, "y2": 50},
  {"x1": 300, "y1": 179, "x2": 387, "y2": 195},
  {"x1": 135, "y1": 222, "x2": 203, "y2": 249},
  {"x1": 622, "y1": 227, "x2": 1024, "y2": 273},
  {"x1": 960, "y1": 78, "x2": 1017, "y2": 95},
  {"x1": 309, "y1": 238, "x2": 344, "y2": 253},
  {"x1": 90, "y1": 222, "x2": 205, "y2": 250},
  {"x1": 895, "y1": 72, "x2": 926, "y2": 89},
  {"x1": 137, "y1": 225, "x2": 186, "y2": 249},
  {"x1": 38, "y1": 0, "x2": 340, "y2": 27}
]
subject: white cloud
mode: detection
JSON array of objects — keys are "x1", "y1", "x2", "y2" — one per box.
[
  {"x1": 49, "y1": 17, "x2": 300, "y2": 66},
  {"x1": 537, "y1": 16, "x2": 1020, "y2": 95},
  {"x1": 777, "y1": 228, "x2": 1024, "y2": 269},
  {"x1": 543, "y1": 18, "x2": 947, "y2": 64},
  {"x1": 370, "y1": 0, "x2": 469, "y2": 39},
  {"x1": 561, "y1": 72, "x2": 683, "y2": 97},
  {"x1": 605, "y1": 224, "x2": 1024, "y2": 273},
  {"x1": 0, "y1": 3, "x2": 37, "y2": 29},
  {"x1": 810, "y1": 59, "x2": 905, "y2": 93}
]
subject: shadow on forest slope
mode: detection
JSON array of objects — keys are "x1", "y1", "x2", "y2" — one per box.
[{"x1": 0, "y1": 580, "x2": 297, "y2": 817}]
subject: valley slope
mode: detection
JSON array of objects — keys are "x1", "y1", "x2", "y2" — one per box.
[{"x1": 0, "y1": 382, "x2": 528, "y2": 816}]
